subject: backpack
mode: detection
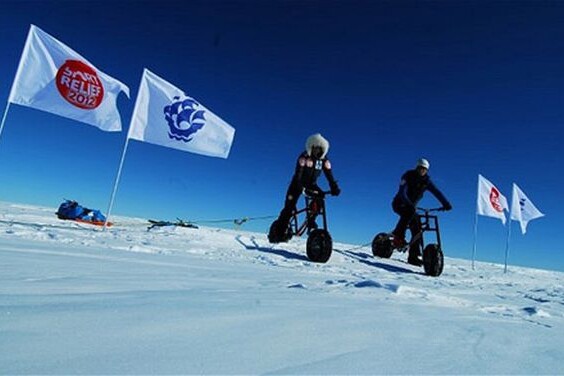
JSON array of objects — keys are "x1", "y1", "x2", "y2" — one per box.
[
  {"x1": 56, "y1": 200, "x2": 107, "y2": 222},
  {"x1": 56, "y1": 200, "x2": 86, "y2": 220}
]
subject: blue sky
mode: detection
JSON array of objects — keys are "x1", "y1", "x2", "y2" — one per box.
[{"x1": 0, "y1": 1, "x2": 562, "y2": 272}]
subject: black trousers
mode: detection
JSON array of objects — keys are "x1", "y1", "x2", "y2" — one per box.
[
  {"x1": 278, "y1": 183, "x2": 302, "y2": 227},
  {"x1": 392, "y1": 200, "x2": 422, "y2": 259},
  {"x1": 277, "y1": 183, "x2": 320, "y2": 230}
]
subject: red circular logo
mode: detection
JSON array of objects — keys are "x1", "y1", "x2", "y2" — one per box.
[
  {"x1": 489, "y1": 187, "x2": 503, "y2": 212},
  {"x1": 56, "y1": 60, "x2": 104, "y2": 109}
]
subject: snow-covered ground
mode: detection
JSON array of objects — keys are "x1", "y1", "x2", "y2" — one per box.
[{"x1": 0, "y1": 201, "x2": 562, "y2": 374}]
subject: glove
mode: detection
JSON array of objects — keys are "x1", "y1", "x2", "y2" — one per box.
[
  {"x1": 441, "y1": 202, "x2": 452, "y2": 211},
  {"x1": 330, "y1": 182, "x2": 341, "y2": 196}
]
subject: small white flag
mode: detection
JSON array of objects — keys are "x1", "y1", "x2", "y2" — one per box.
[
  {"x1": 477, "y1": 174, "x2": 509, "y2": 224},
  {"x1": 8, "y1": 25, "x2": 129, "y2": 132},
  {"x1": 510, "y1": 183, "x2": 544, "y2": 234},
  {"x1": 128, "y1": 69, "x2": 235, "y2": 159}
]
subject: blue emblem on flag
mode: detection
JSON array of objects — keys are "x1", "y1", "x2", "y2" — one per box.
[
  {"x1": 519, "y1": 198, "x2": 527, "y2": 212},
  {"x1": 163, "y1": 95, "x2": 206, "y2": 142}
]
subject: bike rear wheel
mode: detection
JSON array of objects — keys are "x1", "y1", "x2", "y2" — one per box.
[
  {"x1": 372, "y1": 232, "x2": 393, "y2": 258},
  {"x1": 268, "y1": 220, "x2": 292, "y2": 243}
]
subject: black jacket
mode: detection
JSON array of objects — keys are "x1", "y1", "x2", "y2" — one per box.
[
  {"x1": 291, "y1": 151, "x2": 337, "y2": 190},
  {"x1": 393, "y1": 169, "x2": 450, "y2": 208}
]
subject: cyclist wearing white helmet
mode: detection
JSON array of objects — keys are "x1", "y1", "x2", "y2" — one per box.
[
  {"x1": 268, "y1": 133, "x2": 341, "y2": 243},
  {"x1": 391, "y1": 158, "x2": 451, "y2": 265}
]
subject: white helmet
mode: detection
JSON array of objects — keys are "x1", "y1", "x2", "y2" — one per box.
[
  {"x1": 306, "y1": 133, "x2": 329, "y2": 158},
  {"x1": 416, "y1": 158, "x2": 430, "y2": 169}
]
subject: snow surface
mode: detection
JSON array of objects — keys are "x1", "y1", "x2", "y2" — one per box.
[{"x1": 0, "y1": 202, "x2": 562, "y2": 374}]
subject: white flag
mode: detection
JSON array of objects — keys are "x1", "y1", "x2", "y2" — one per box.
[
  {"x1": 128, "y1": 69, "x2": 235, "y2": 158},
  {"x1": 477, "y1": 174, "x2": 509, "y2": 224},
  {"x1": 510, "y1": 183, "x2": 544, "y2": 234},
  {"x1": 8, "y1": 25, "x2": 129, "y2": 132}
]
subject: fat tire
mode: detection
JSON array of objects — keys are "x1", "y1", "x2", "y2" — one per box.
[
  {"x1": 423, "y1": 244, "x2": 444, "y2": 277},
  {"x1": 268, "y1": 220, "x2": 292, "y2": 243},
  {"x1": 307, "y1": 229, "x2": 332, "y2": 263},
  {"x1": 372, "y1": 232, "x2": 393, "y2": 258}
]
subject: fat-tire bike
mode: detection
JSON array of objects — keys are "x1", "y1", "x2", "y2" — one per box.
[
  {"x1": 268, "y1": 189, "x2": 333, "y2": 263},
  {"x1": 372, "y1": 207, "x2": 445, "y2": 277}
]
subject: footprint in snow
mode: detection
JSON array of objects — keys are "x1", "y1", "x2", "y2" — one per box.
[
  {"x1": 522, "y1": 306, "x2": 551, "y2": 318},
  {"x1": 524, "y1": 294, "x2": 551, "y2": 303},
  {"x1": 352, "y1": 280, "x2": 383, "y2": 288},
  {"x1": 288, "y1": 283, "x2": 307, "y2": 289}
]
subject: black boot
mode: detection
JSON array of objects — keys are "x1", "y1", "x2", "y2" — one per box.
[
  {"x1": 407, "y1": 240, "x2": 423, "y2": 266},
  {"x1": 307, "y1": 218, "x2": 318, "y2": 231},
  {"x1": 407, "y1": 256, "x2": 423, "y2": 266},
  {"x1": 407, "y1": 248, "x2": 423, "y2": 266}
]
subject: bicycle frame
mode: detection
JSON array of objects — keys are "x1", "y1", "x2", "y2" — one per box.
[
  {"x1": 410, "y1": 208, "x2": 442, "y2": 250},
  {"x1": 289, "y1": 195, "x2": 328, "y2": 237}
]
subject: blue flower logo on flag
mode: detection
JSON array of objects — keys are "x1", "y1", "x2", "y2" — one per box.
[
  {"x1": 519, "y1": 198, "x2": 527, "y2": 211},
  {"x1": 163, "y1": 95, "x2": 206, "y2": 142}
]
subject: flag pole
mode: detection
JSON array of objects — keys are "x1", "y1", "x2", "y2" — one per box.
[
  {"x1": 472, "y1": 175, "x2": 480, "y2": 270},
  {"x1": 102, "y1": 70, "x2": 145, "y2": 230},
  {"x1": 472, "y1": 212, "x2": 478, "y2": 270},
  {"x1": 0, "y1": 102, "x2": 11, "y2": 141},
  {"x1": 504, "y1": 184, "x2": 515, "y2": 274},
  {"x1": 2, "y1": 26, "x2": 32, "y2": 142},
  {"x1": 504, "y1": 217, "x2": 512, "y2": 273},
  {"x1": 103, "y1": 136, "x2": 131, "y2": 230}
]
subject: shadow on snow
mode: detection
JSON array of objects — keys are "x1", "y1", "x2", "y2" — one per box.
[
  {"x1": 235, "y1": 235, "x2": 309, "y2": 262},
  {"x1": 334, "y1": 248, "x2": 419, "y2": 275}
]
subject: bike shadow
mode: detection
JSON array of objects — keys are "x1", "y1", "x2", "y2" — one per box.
[
  {"x1": 235, "y1": 235, "x2": 309, "y2": 262},
  {"x1": 334, "y1": 248, "x2": 419, "y2": 275}
]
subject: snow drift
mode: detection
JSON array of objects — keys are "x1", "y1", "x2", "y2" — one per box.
[{"x1": 0, "y1": 202, "x2": 562, "y2": 374}]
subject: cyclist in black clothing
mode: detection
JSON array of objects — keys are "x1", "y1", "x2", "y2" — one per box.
[
  {"x1": 392, "y1": 158, "x2": 452, "y2": 265},
  {"x1": 269, "y1": 133, "x2": 341, "y2": 243}
]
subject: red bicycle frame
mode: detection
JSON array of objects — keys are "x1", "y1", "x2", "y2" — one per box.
[{"x1": 289, "y1": 194, "x2": 328, "y2": 237}]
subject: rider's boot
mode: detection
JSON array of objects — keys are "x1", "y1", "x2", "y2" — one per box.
[
  {"x1": 307, "y1": 218, "x2": 318, "y2": 231},
  {"x1": 407, "y1": 248, "x2": 423, "y2": 266},
  {"x1": 392, "y1": 232, "x2": 406, "y2": 249},
  {"x1": 268, "y1": 223, "x2": 281, "y2": 243},
  {"x1": 407, "y1": 256, "x2": 423, "y2": 266}
]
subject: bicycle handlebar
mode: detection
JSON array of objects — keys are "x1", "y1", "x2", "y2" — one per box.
[
  {"x1": 304, "y1": 188, "x2": 332, "y2": 198},
  {"x1": 416, "y1": 207, "x2": 444, "y2": 213}
]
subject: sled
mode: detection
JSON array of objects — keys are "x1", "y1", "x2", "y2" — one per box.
[{"x1": 73, "y1": 218, "x2": 113, "y2": 227}]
